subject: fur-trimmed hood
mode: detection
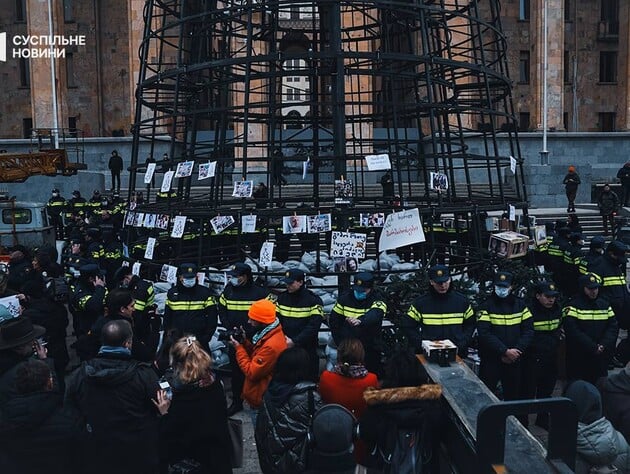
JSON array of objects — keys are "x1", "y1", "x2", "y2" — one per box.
[{"x1": 363, "y1": 384, "x2": 442, "y2": 405}]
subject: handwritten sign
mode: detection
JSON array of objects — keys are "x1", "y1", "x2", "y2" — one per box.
[
  {"x1": 144, "y1": 163, "x2": 156, "y2": 184},
  {"x1": 378, "y1": 208, "x2": 425, "y2": 251},
  {"x1": 161, "y1": 170, "x2": 175, "y2": 192},
  {"x1": 171, "y1": 215, "x2": 187, "y2": 238},
  {"x1": 259, "y1": 241, "x2": 275, "y2": 268},
  {"x1": 330, "y1": 231, "x2": 367, "y2": 259},
  {"x1": 198, "y1": 161, "x2": 216, "y2": 180},
  {"x1": 144, "y1": 237, "x2": 156, "y2": 260},
  {"x1": 241, "y1": 215, "x2": 257, "y2": 233},
  {"x1": 364, "y1": 153, "x2": 391, "y2": 171}
]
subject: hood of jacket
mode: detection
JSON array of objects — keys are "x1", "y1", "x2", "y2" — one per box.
[
  {"x1": 0, "y1": 391, "x2": 61, "y2": 431},
  {"x1": 362, "y1": 385, "x2": 442, "y2": 428},
  {"x1": 577, "y1": 417, "x2": 622, "y2": 467},
  {"x1": 363, "y1": 384, "x2": 442, "y2": 406},
  {"x1": 566, "y1": 380, "x2": 603, "y2": 424},
  {"x1": 83, "y1": 353, "x2": 139, "y2": 387},
  {"x1": 604, "y1": 365, "x2": 630, "y2": 394}
]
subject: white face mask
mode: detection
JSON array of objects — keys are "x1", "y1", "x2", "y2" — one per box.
[
  {"x1": 230, "y1": 276, "x2": 240, "y2": 287},
  {"x1": 495, "y1": 286, "x2": 511, "y2": 298},
  {"x1": 182, "y1": 278, "x2": 196, "y2": 288}
]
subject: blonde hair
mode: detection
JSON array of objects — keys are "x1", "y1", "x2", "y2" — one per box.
[{"x1": 170, "y1": 336, "x2": 212, "y2": 384}]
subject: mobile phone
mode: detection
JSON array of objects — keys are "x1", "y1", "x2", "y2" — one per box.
[{"x1": 159, "y1": 380, "x2": 173, "y2": 400}]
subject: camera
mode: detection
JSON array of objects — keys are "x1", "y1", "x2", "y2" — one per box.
[{"x1": 218, "y1": 328, "x2": 245, "y2": 343}]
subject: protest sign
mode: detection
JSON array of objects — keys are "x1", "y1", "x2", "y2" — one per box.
[
  {"x1": 364, "y1": 153, "x2": 391, "y2": 171},
  {"x1": 378, "y1": 208, "x2": 425, "y2": 251},
  {"x1": 330, "y1": 231, "x2": 367, "y2": 259}
]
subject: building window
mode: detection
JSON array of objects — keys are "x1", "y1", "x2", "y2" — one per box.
[
  {"x1": 564, "y1": 51, "x2": 572, "y2": 84},
  {"x1": 518, "y1": 113, "x2": 530, "y2": 132},
  {"x1": 63, "y1": 0, "x2": 74, "y2": 22},
  {"x1": 22, "y1": 118, "x2": 32, "y2": 139},
  {"x1": 519, "y1": 0, "x2": 530, "y2": 20},
  {"x1": 18, "y1": 58, "x2": 30, "y2": 87},
  {"x1": 518, "y1": 51, "x2": 530, "y2": 84},
  {"x1": 15, "y1": 0, "x2": 26, "y2": 22},
  {"x1": 598, "y1": 112, "x2": 615, "y2": 131},
  {"x1": 599, "y1": 51, "x2": 617, "y2": 82},
  {"x1": 564, "y1": 0, "x2": 572, "y2": 21},
  {"x1": 563, "y1": 112, "x2": 569, "y2": 131},
  {"x1": 68, "y1": 116, "x2": 78, "y2": 137},
  {"x1": 286, "y1": 87, "x2": 301, "y2": 101},
  {"x1": 66, "y1": 53, "x2": 76, "y2": 88},
  {"x1": 601, "y1": 0, "x2": 619, "y2": 34}
]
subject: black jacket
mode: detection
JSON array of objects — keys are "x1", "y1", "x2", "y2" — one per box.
[
  {"x1": 255, "y1": 381, "x2": 323, "y2": 474},
  {"x1": 159, "y1": 371, "x2": 232, "y2": 474},
  {"x1": 276, "y1": 286, "x2": 323, "y2": 349},
  {"x1": 330, "y1": 290, "x2": 386, "y2": 350},
  {"x1": 218, "y1": 281, "x2": 269, "y2": 329},
  {"x1": 602, "y1": 367, "x2": 630, "y2": 445},
  {"x1": 563, "y1": 172, "x2": 581, "y2": 191},
  {"x1": 64, "y1": 353, "x2": 160, "y2": 474},
  {"x1": 590, "y1": 254, "x2": 630, "y2": 327},
  {"x1": 528, "y1": 298, "x2": 563, "y2": 358},
  {"x1": 87, "y1": 312, "x2": 158, "y2": 362},
  {"x1": 0, "y1": 352, "x2": 58, "y2": 408},
  {"x1": 164, "y1": 283, "x2": 218, "y2": 345},
  {"x1": 23, "y1": 298, "x2": 69, "y2": 369},
  {"x1": 598, "y1": 190, "x2": 620, "y2": 215},
  {"x1": 563, "y1": 293, "x2": 618, "y2": 357},
  {"x1": 617, "y1": 165, "x2": 630, "y2": 187},
  {"x1": 108, "y1": 154, "x2": 123, "y2": 172},
  {"x1": 0, "y1": 391, "x2": 82, "y2": 474}
]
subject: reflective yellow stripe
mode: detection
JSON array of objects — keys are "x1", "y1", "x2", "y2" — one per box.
[
  {"x1": 548, "y1": 247, "x2": 563, "y2": 256},
  {"x1": 78, "y1": 295, "x2": 91, "y2": 310},
  {"x1": 463, "y1": 305, "x2": 474, "y2": 320},
  {"x1": 333, "y1": 300, "x2": 387, "y2": 319},
  {"x1": 166, "y1": 298, "x2": 216, "y2": 311},
  {"x1": 407, "y1": 306, "x2": 422, "y2": 322},
  {"x1": 276, "y1": 304, "x2": 323, "y2": 318},
  {"x1": 602, "y1": 276, "x2": 626, "y2": 287},
  {"x1": 533, "y1": 319, "x2": 561, "y2": 331},
  {"x1": 564, "y1": 306, "x2": 614, "y2": 321},
  {"x1": 478, "y1": 308, "x2": 532, "y2": 326}
]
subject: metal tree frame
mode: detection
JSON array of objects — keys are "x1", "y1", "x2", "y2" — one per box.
[{"x1": 128, "y1": 0, "x2": 528, "y2": 273}]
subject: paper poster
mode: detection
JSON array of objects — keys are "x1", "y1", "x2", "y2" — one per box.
[
  {"x1": 307, "y1": 214, "x2": 332, "y2": 233},
  {"x1": 283, "y1": 215, "x2": 307, "y2": 234},
  {"x1": 144, "y1": 237, "x2": 156, "y2": 260},
  {"x1": 144, "y1": 163, "x2": 156, "y2": 184},
  {"x1": 0, "y1": 295, "x2": 21, "y2": 320},
  {"x1": 334, "y1": 180, "x2": 353, "y2": 204},
  {"x1": 133, "y1": 213, "x2": 144, "y2": 227},
  {"x1": 159, "y1": 264, "x2": 170, "y2": 282},
  {"x1": 302, "y1": 158, "x2": 309, "y2": 180},
  {"x1": 259, "y1": 241, "x2": 275, "y2": 268},
  {"x1": 330, "y1": 231, "x2": 367, "y2": 259},
  {"x1": 156, "y1": 214, "x2": 170, "y2": 230},
  {"x1": 144, "y1": 213, "x2": 156, "y2": 228},
  {"x1": 510, "y1": 156, "x2": 517, "y2": 174},
  {"x1": 171, "y1": 215, "x2": 187, "y2": 238},
  {"x1": 175, "y1": 160, "x2": 194, "y2": 178},
  {"x1": 241, "y1": 215, "x2": 257, "y2": 233},
  {"x1": 232, "y1": 181, "x2": 253, "y2": 198},
  {"x1": 211, "y1": 215, "x2": 235, "y2": 234},
  {"x1": 333, "y1": 257, "x2": 360, "y2": 273},
  {"x1": 125, "y1": 212, "x2": 135, "y2": 227},
  {"x1": 132, "y1": 262, "x2": 141, "y2": 276},
  {"x1": 509, "y1": 205, "x2": 516, "y2": 222},
  {"x1": 196, "y1": 272, "x2": 206, "y2": 287},
  {"x1": 378, "y1": 208, "x2": 425, "y2": 251},
  {"x1": 121, "y1": 260, "x2": 130, "y2": 267},
  {"x1": 365, "y1": 153, "x2": 391, "y2": 171},
  {"x1": 161, "y1": 170, "x2": 175, "y2": 192},
  {"x1": 166, "y1": 265, "x2": 178, "y2": 284},
  {"x1": 198, "y1": 161, "x2": 217, "y2": 180},
  {"x1": 430, "y1": 172, "x2": 448, "y2": 191},
  {"x1": 360, "y1": 213, "x2": 385, "y2": 227}
]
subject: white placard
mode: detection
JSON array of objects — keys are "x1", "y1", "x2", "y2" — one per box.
[
  {"x1": 334, "y1": 180, "x2": 353, "y2": 204},
  {"x1": 378, "y1": 208, "x2": 426, "y2": 251},
  {"x1": 0, "y1": 295, "x2": 21, "y2": 320},
  {"x1": 510, "y1": 156, "x2": 517, "y2": 174},
  {"x1": 175, "y1": 160, "x2": 194, "y2": 178},
  {"x1": 161, "y1": 170, "x2": 175, "y2": 192},
  {"x1": 302, "y1": 158, "x2": 309, "y2": 180},
  {"x1": 159, "y1": 264, "x2": 170, "y2": 282},
  {"x1": 211, "y1": 215, "x2": 235, "y2": 234},
  {"x1": 121, "y1": 260, "x2": 130, "y2": 267},
  {"x1": 133, "y1": 213, "x2": 144, "y2": 227},
  {"x1": 132, "y1": 262, "x2": 141, "y2": 276},
  {"x1": 241, "y1": 215, "x2": 257, "y2": 233},
  {"x1": 166, "y1": 265, "x2": 178, "y2": 284},
  {"x1": 365, "y1": 153, "x2": 391, "y2": 171},
  {"x1": 144, "y1": 163, "x2": 156, "y2": 184},
  {"x1": 330, "y1": 231, "x2": 367, "y2": 259},
  {"x1": 283, "y1": 215, "x2": 307, "y2": 234},
  {"x1": 198, "y1": 161, "x2": 216, "y2": 180},
  {"x1": 307, "y1": 214, "x2": 332, "y2": 233},
  {"x1": 232, "y1": 181, "x2": 253, "y2": 198},
  {"x1": 509, "y1": 205, "x2": 516, "y2": 222},
  {"x1": 360, "y1": 213, "x2": 385, "y2": 227},
  {"x1": 259, "y1": 241, "x2": 275, "y2": 268},
  {"x1": 171, "y1": 215, "x2": 187, "y2": 238},
  {"x1": 144, "y1": 237, "x2": 156, "y2": 260}
]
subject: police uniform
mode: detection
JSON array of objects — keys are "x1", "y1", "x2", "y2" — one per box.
[
  {"x1": 589, "y1": 240, "x2": 630, "y2": 329},
  {"x1": 563, "y1": 273, "x2": 619, "y2": 384},
  {"x1": 578, "y1": 235, "x2": 606, "y2": 275},
  {"x1": 67, "y1": 190, "x2": 87, "y2": 218},
  {"x1": 163, "y1": 263, "x2": 218, "y2": 350},
  {"x1": 46, "y1": 189, "x2": 66, "y2": 239},
  {"x1": 276, "y1": 269, "x2": 324, "y2": 379},
  {"x1": 70, "y1": 264, "x2": 107, "y2": 340},
  {"x1": 477, "y1": 272, "x2": 534, "y2": 401},
  {"x1": 559, "y1": 233, "x2": 584, "y2": 297},
  {"x1": 329, "y1": 272, "x2": 387, "y2": 374},
  {"x1": 401, "y1": 264, "x2": 474, "y2": 357},
  {"x1": 545, "y1": 226, "x2": 570, "y2": 277}
]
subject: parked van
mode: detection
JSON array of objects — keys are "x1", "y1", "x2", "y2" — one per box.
[{"x1": 0, "y1": 199, "x2": 55, "y2": 249}]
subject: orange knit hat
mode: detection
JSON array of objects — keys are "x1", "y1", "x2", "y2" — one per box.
[
  {"x1": 248, "y1": 299, "x2": 276, "y2": 324},
  {"x1": 568, "y1": 165, "x2": 575, "y2": 172}
]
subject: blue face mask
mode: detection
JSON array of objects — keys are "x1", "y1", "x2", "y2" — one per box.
[
  {"x1": 182, "y1": 278, "x2": 196, "y2": 288},
  {"x1": 495, "y1": 286, "x2": 511, "y2": 298},
  {"x1": 230, "y1": 276, "x2": 240, "y2": 287},
  {"x1": 354, "y1": 289, "x2": 367, "y2": 301}
]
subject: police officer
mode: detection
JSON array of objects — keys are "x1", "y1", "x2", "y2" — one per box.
[
  {"x1": 559, "y1": 232, "x2": 584, "y2": 297},
  {"x1": 84, "y1": 227, "x2": 105, "y2": 266},
  {"x1": 70, "y1": 264, "x2": 107, "y2": 340},
  {"x1": 164, "y1": 263, "x2": 218, "y2": 353},
  {"x1": 477, "y1": 271, "x2": 533, "y2": 401},
  {"x1": 112, "y1": 265, "x2": 155, "y2": 317},
  {"x1": 88, "y1": 190, "x2": 103, "y2": 218},
  {"x1": 276, "y1": 269, "x2": 324, "y2": 380},
  {"x1": 563, "y1": 273, "x2": 619, "y2": 384},
  {"x1": 589, "y1": 240, "x2": 630, "y2": 329},
  {"x1": 520, "y1": 281, "x2": 563, "y2": 429},
  {"x1": 67, "y1": 190, "x2": 87, "y2": 218},
  {"x1": 218, "y1": 262, "x2": 269, "y2": 415},
  {"x1": 579, "y1": 235, "x2": 606, "y2": 275},
  {"x1": 46, "y1": 188, "x2": 66, "y2": 239},
  {"x1": 329, "y1": 272, "x2": 387, "y2": 374},
  {"x1": 545, "y1": 225, "x2": 571, "y2": 276},
  {"x1": 401, "y1": 264, "x2": 474, "y2": 358}
]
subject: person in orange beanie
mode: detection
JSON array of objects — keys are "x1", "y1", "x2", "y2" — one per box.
[
  {"x1": 563, "y1": 165, "x2": 581, "y2": 212},
  {"x1": 229, "y1": 298, "x2": 287, "y2": 414}
]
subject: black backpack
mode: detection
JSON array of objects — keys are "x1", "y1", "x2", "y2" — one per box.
[
  {"x1": 377, "y1": 426, "x2": 428, "y2": 474},
  {"x1": 44, "y1": 276, "x2": 70, "y2": 303}
]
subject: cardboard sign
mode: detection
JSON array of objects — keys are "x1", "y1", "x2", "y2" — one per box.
[
  {"x1": 378, "y1": 208, "x2": 425, "y2": 251},
  {"x1": 330, "y1": 231, "x2": 367, "y2": 259},
  {"x1": 365, "y1": 153, "x2": 391, "y2": 171}
]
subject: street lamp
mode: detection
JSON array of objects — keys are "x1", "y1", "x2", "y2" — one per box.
[
  {"x1": 47, "y1": 0, "x2": 60, "y2": 149},
  {"x1": 540, "y1": 0, "x2": 549, "y2": 165}
]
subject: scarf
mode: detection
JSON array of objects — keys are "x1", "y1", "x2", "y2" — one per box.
[
  {"x1": 98, "y1": 345, "x2": 131, "y2": 356},
  {"x1": 252, "y1": 318, "x2": 280, "y2": 345},
  {"x1": 333, "y1": 362, "x2": 369, "y2": 379}
]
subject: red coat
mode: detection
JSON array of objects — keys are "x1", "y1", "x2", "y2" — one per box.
[
  {"x1": 235, "y1": 325, "x2": 287, "y2": 408},
  {"x1": 318, "y1": 370, "x2": 378, "y2": 418}
]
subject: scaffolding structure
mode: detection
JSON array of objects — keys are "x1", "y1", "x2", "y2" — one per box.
[{"x1": 128, "y1": 0, "x2": 528, "y2": 272}]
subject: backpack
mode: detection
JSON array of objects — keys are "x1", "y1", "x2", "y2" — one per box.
[
  {"x1": 378, "y1": 427, "x2": 427, "y2": 474},
  {"x1": 44, "y1": 276, "x2": 70, "y2": 303}
]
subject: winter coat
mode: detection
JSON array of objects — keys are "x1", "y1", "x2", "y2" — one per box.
[
  {"x1": 598, "y1": 190, "x2": 620, "y2": 215},
  {"x1": 563, "y1": 172, "x2": 581, "y2": 191},
  {"x1": 164, "y1": 283, "x2": 218, "y2": 347},
  {"x1": 275, "y1": 286, "x2": 323, "y2": 350},
  {"x1": 255, "y1": 381, "x2": 323, "y2": 474},
  {"x1": 574, "y1": 418, "x2": 630, "y2": 474},
  {"x1": 235, "y1": 324, "x2": 287, "y2": 408},
  {"x1": 158, "y1": 371, "x2": 232, "y2": 474},
  {"x1": 0, "y1": 391, "x2": 82, "y2": 474},
  {"x1": 218, "y1": 281, "x2": 269, "y2": 329},
  {"x1": 319, "y1": 370, "x2": 378, "y2": 418},
  {"x1": 0, "y1": 352, "x2": 57, "y2": 408},
  {"x1": 590, "y1": 254, "x2": 630, "y2": 328},
  {"x1": 617, "y1": 165, "x2": 630, "y2": 187},
  {"x1": 64, "y1": 352, "x2": 160, "y2": 474},
  {"x1": 602, "y1": 366, "x2": 630, "y2": 445},
  {"x1": 108, "y1": 154, "x2": 123, "y2": 172}
]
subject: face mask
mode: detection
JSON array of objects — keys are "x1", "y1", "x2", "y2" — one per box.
[
  {"x1": 495, "y1": 286, "x2": 511, "y2": 299},
  {"x1": 182, "y1": 278, "x2": 196, "y2": 288},
  {"x1": 119, "y1": 282, "x2": 129, "y2": 289},
  {"x1": 230, "y1": 276, "x2": 240, "y2": 286},
  {"x1": 354, "y1": 290, "x2": 367, "y2": 301}
]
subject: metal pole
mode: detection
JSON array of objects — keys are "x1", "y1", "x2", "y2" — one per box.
[
  {"x1": 540, "y1": 0, "x2": 549, "y2": 165},
  {"x1": 47, "y1": 0, "x2": 60, "y2": 149}
]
